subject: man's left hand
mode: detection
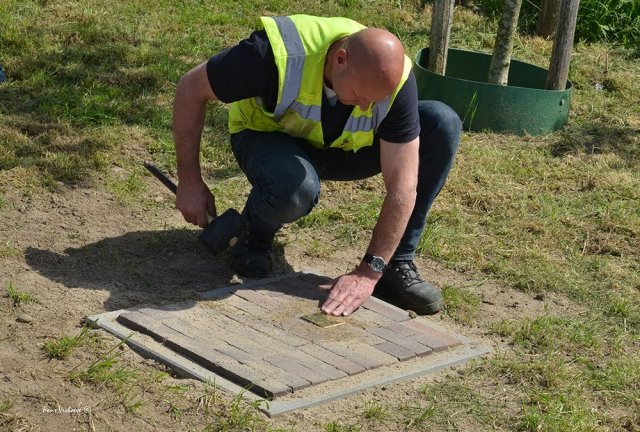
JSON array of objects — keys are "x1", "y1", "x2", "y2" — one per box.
[{"x1": 319, "y1": 269, "x2": 379, "y2": 317}]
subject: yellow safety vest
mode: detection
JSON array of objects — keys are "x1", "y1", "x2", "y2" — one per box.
[{"x1": 228, "y1": 15, "x2": 412, "y2": 152}]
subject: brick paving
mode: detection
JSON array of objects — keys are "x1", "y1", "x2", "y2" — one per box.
[{"x1": 115, "y1": 273, "x2": 463, "y2": 398}]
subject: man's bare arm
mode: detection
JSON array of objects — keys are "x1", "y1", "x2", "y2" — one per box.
[
  {"x1": 172, "y1": 62, "x2": 218, "y2": 227},
  {"x1": 366, "y1": 137, "x2": 419, "y2": 262},
  {"x1": 321, "y1": 137, "x2": 419, "y2": 316}
]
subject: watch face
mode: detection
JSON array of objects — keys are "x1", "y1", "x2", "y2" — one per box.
[{"x1": 370, "y1": 256, "x2": 386, "y2": 272}]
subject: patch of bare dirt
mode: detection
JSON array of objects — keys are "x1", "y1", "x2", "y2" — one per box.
[{"x1": 0, "y1": 175, "x2": 581, "y2": 431}]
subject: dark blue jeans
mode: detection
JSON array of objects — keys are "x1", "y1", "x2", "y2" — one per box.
[{"x1": 230, "y1": 100, "x2": 461, "y2": 261}]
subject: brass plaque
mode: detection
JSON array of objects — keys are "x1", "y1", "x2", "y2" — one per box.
[{"x1": 301, "y1": 312, "x2": 346, "y2": 328}]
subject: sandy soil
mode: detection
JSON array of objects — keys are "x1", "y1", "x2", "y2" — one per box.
[{"x1": 0, "y1": 175, "x2": 582, "y2": 432}]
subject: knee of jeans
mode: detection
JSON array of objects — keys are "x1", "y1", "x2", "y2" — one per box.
[
  {"x1": 419, "y1": 101, "x2": 462, "y2": 150},
  {"x1": 267, "y1": 176, "x2": 319, "y2": 223}
]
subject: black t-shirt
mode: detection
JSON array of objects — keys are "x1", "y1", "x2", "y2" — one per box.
[{"x1": 207, "y1": 30, "x2": 420, "y2": 145}]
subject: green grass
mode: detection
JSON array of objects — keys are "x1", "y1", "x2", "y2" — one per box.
[
  {"x1": 0, "y1": 399, "x2": 29, "y2": 431},
  {"x1": 4, "y1": 281, "x2": 33, "y2": 306},
  {"x1": 441, "y1": 283, "x2": 483, "y2": 324},
  {"x1": 323, "y1": 421, "x2": 362, "y2": 432},
  {"x1": 0, "y1": 243, "x2": 22, "y2": 259},
  {"x1": 194, "y1": 380, "x2": 283, "y2": 432},
  {"x1": 362, "y1": 400, "x2": 388, "y2": 421},
  {"x1": 43, "y1": 326, "x2": 103, "y2": 360},
  {"x1": 1, "y1": 0, "x2": 639, "y2": 430},
  {"x1": 202, "y1": 390, "x2": 271, "y2": 432},
  {"x1": 409, "y1": 380, "x2": 499, "y2": 430},
  {"x1": 68, "y1": 336, "x2": 166, "y2": 412},
  {"x1": 472, "y1": 0, "x2": 640, "y2": 48},
  {"x1": 106, "y1": 169, "x2": 147, "y2": 204}
]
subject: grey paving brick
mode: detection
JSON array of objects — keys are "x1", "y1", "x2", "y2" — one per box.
[
  {"x1": 348, "y1": 341, "x2": 399, "y2": 367},
  {"x1": 374, "y1": 341, "x2": 416, "y2": 361},
  {"x1": 224, "y1": 294, "x2": 271, "y2": 316},
  {"x1": 223, "y1": 306, "x2": 308, "y2": 347},
  {"x1": 121, "y1": 309, "x2": 304, "y2": 396},
  {"x1": 369, "y1": 327, "x2": 433, "y2": 356},
  {"x1": 116, "y1": 312, "x2": 172, "y2": 343},
  {"x1": 351, "y1": 307, "x2": 396, "y2": 328},
  {"x1": 133, "y1": 314, "x2": 267, "y2": 366},
  {"x1": 264, "y1": 353, "x2": 333, "y2": 386},
  {"x1": 254, "y1": 284, "x2": 286, "y2": 298},
  {"x1": 297, "y1": 273, "x2": 333, "y2": 287},
  {"x1": 209, "y1": 341, "x2": 260, "y2": 364},
  {"x1": 137, "y1": 302, "x2": 197, "y2": 314},
  {"x1": 162, "y1": 333, "x2": 291, "y2": 397},
  {"x1": 198, "y1": 284, "x2": 240, "y2": 300},
  {"x1": 404, "y1": 320, "x2": 463, "y2": 351},
  {"x1": 317, "y1": 341, "x2": 397, "y2": 370},
  {"x1": 343, "y1": 323, "x2": 386, "y2": 345},
  {"x1": 233, "y1": 289, "x2": 281, "y2": 310},
  {"x1": 298, "y1": 343, "x2": 366, "y2": 376},
  {"x1": 189, "y1": 307, "x2": 283, "y2": 353},
  {"x1": 361, "y1": 297, "x2": 410, "y2": 322},
  {"x1": 161, "y1": 318, "x2": 204, "y2": 339},
  {"x1": 285, "y1": 351, "x2": 343, "y2": 383},
  {"x1": 242, "y1": 360, "x2": 312, "y2": 392},
  {"x1": 281, "y1": 277, "x2": 328, "y2": 301},
  {"x1": 216, "y1": 314, "x2": 298, "y2": 351},
  {"x1": 265, "y1": 278, "x2": 304, "y2": 296},
  {"x1": 283, "y1": 350, "x2": 347, "y2": 381},
  {"x1": 281, "y1": 317, "x2": 330, "y2": 342},
  {"x1": 163, "y1": 311, "x2": 276, "y2": 359},
  {"x1": 137, "y1": 306, "x2": 186, "y2": 320},
  {"x1": 386, "y1": 321, "x2": 420, "y2": 337},
  {"x1": 208, "y1": 319, "x2": 279, "y2": 356}
]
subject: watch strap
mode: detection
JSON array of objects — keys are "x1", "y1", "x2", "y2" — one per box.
[{"x1": 363, "y1": 253, "x2": 386, "y2": 272}]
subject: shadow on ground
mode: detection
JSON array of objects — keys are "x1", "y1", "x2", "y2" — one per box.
[
  {"x1": 25, "y1": 229, "x2": 295, "y2": 311},
  {"x1": 552, "y1": 124, "x2": 640, "y2": 166}
]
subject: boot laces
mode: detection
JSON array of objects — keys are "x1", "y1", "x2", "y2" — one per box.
[{"x1": 392, "y1": 261, "x2": 424, "y2": 286}]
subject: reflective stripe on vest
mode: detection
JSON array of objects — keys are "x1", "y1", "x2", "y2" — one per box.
[{"x1": 272, "y1": 16, "x2": 307, "y2": 120}]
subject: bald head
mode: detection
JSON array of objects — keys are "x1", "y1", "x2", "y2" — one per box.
[
  {"x1": 325, "y1": 27, "x2": 406, "y2": 109},
  {"x1": 346, "y1": 28, "x2": 405, "y2": 94}
]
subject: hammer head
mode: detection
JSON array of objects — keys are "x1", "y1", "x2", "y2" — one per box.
[{"x1": 198, "y1": 208, "x2": 246, "y2": 254}]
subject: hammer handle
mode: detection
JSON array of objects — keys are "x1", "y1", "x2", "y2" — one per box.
[
  {"x1": 144, "y1": 161, "x2": 177, "y2": 194},
  {"x1": 144, "y1": 161, "x2": 213, "y2": 223}
]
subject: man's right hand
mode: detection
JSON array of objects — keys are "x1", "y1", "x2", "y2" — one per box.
[{"x1": 175, "y1": 179, "x2": 217, "y2": 228}]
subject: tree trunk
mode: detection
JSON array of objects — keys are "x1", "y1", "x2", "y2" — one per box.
[
  {"x1": 536, "y1": 0, "x2": 561, "y2": 38},
  {"x1": 487, "y1": 0, "x2": 523, "y2": 85},
  {"x1": 428, "y1": 0, "x2": 455, "y2": 75},
  {"x1": 546, "y1": 0, "x2": 580, "y2": 90}
]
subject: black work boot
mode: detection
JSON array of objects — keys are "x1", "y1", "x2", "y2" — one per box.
[
  {"x1": 229, "y1": 228, "x2": 275, "y2": 278},
  {"x1": 373, "y1": 261, "x2": 444, "y2": 315}
]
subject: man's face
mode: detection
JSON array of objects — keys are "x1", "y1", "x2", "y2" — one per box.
[{"x1": 331, "y1": 58, "x2": 394, "y2": 110}]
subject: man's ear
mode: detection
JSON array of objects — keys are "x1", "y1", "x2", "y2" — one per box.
[{"x1": 336, "y1": 49, "x2": 348, "y2": 66}]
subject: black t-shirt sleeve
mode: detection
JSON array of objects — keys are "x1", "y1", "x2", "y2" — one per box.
[
  {"x1": 206, "y1": 30, "x2": 278, "y2": 111},
  {"x1": 376, "y1": 72, "x2": 421, "y2": 143}
]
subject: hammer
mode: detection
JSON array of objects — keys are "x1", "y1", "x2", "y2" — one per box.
[{"x1": 143, "y1": 161, "x2": 245, "y2": 254}]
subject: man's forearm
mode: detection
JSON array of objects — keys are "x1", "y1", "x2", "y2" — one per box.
[
  {"x1": 363, "y1": 138, "x2": 419, "y2": 265},
  {"x1": 172, "y1": 62, "x2": 218, "y2": 185},
  {"x1": 365, "y1": 188, "x2": 416, "y2": 263},
  {"x1": 173, "y1": 80, "x2": 206, "y2": 184}
]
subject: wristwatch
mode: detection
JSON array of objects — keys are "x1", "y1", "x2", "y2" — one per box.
[{"x1": 362, "y1": 253, "x2": 387, "y2": 273}]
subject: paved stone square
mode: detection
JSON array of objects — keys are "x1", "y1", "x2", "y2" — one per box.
[{"x1": 90, "y1": 273, "x2": 488, "y2": 415}]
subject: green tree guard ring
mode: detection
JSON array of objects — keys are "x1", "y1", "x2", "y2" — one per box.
[{"x1": 414, "y1": 48, "x2": 573, "y2": 135}]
